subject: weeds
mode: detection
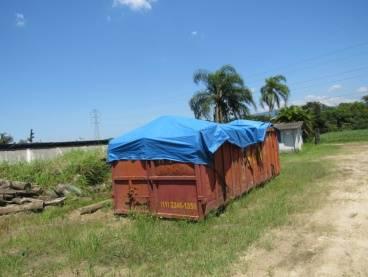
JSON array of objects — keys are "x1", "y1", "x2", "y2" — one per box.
[
  {"x1": 0, "y1": 143, "x2": 341, "y2": 276},
  {"x1": 0, "y1": 150, "x2": 110, "y2": 189}
]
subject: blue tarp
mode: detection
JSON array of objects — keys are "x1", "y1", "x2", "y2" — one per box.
[{"x1": 108, "y1": 116, "x2": 271, "y2": 165}]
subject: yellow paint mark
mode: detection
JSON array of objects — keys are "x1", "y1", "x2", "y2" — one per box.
[{"x1": 160, "y1": 201, "x2": 197, "y2": 210}]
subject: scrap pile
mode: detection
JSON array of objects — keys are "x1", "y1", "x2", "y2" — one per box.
[{"x1": 0, "y1": 179, "x2": 66, "y2": 216}]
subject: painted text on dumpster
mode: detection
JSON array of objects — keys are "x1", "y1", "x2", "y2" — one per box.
[{"x1": 160, "y1": 201, "x2": 197, "y2": 210}]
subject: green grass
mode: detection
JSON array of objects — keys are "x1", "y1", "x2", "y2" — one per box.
[
  {"x1": 0, "y1": 150, "x2": 110, "y2": 190},
  {"x1": 0, "y1": 143, "x2": 342, "y2": 276},
  {"x1": 320, "y1": 129, "x2": 368, "y2": 144}
]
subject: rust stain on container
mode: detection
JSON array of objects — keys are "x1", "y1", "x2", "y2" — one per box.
[{"x1": 112, "y1": 129, "x2": 280, "y2": 220}]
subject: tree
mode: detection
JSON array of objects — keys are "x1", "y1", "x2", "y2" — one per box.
[
  {"x1": 274, "y1": 106, "x2": 313, "y2": 138},
  {"x1": 260, "y1": 75, "x2": 290, "y2": 117},
  {"x1": 326, "y1": 102, "x2": 368, "y2": 130},
  {"x1": 302, "y1": 102, "x2": 329, "y2": 133},
  {"x1": 189, "y1": 65, "x2": 255, "y2": 123},
  {"x1": 363, "y1": 95, "x2": 368, "y2": 106},
  {"x1": 0, "y1": 133, "x2": 14, "y2": 144}
]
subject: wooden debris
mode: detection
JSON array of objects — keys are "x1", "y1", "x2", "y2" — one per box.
[
  {"x1": 54, "y1": 184, "x2": 82, "y2": 197},
  {"x1": 0, "y1": 179, "x2": 11, "y2": 189},
  {"x1": 0, "y1": 179, "x2": 107, "y2": 217},
  {"x1": 10, "y1": 181, "x2": 31, "y2": 191},
  {"x1": 79, "y1": 200, "x2": 111, "y2": 215},
  {"x1": 0, "y1": 198, "x2": 7, "y2": 207},
  {"x1": 0, "y1": 189, "x2": 39, "y2": 198},
  {"x1": 0, "y1": 199, "x2": 44, "y2": 216},
  {"x1": 0, "y1": 179, "x2": 47, "y2": 216},
  {"x1": 30, "y1": 185, "x2": 43, "y2": 195},
  {"x1": 7, "y1": 197, "x2": 34, "y2": 205},
  {"x1": 44, "y1": 197, "x2": 66, "y2": 207}
]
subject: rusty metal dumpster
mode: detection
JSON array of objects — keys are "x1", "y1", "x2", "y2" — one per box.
[{"x1": 110, "y1": 124, "x2": 280, "y2": 220}]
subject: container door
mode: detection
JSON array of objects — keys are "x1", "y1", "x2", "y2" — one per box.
[
  {"x1": 153, "y1": 179, "x2": 199, "y2": 220},
  {"x1": 113, "y1": 178, "x2": 151, "y2": 213}
]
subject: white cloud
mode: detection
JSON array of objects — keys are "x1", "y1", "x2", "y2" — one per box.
[
  {"x1": 15, "y1": 13, "x2": 25, "y2": 27},
  {"x1": 327, "y1": 84, "x2": 342, "y2": 92},
  {"x1": 113, "y1": 0, "x2": 156, "y2": 11},
  {"x1": 290, "y1": 99, "x2": 305, "y2": 106},
  {"x1": 357, "y1": 86, "x2": 368, "y2": 94},
  {"x1": 304, "y1": 94, "x2": 354, "y2": 106},
  {"x1": 191, "y1": 31, "x2": 198, "y2": 36}
]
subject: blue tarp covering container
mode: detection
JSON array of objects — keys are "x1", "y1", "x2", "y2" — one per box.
[{"x1": 108, "y1": 116, "x2": 271, "y2": 165}]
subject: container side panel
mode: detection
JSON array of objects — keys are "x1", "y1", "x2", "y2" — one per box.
[
  {"x1": 232, "y1": 144, "x2": 242, "y2": 197},
  {"x1": 240, "y1": 149, "x2": 247, "y2": 191},
  {"x1": 241, "y1": 148, "x2": 253, "y2": 192},
  {"x1": 112, "y1": 160, "x2": 148, "y2": 178},
  {"x1": 251, "y1": 146, "x2": 257, "y2": 189},
  {"x1": 264, "y1": 137, "x2": 271, "y2": 180},
  {"x1": 129, "y1": 180, "x2": 151, "y2": 211},
  {"x1": 113, "y1": 180, "x2": 129, "y2": 212},
  {"x1": 153, "y1": 161, "x2": 195, "y2": 176},
  {"x1": 198, "y1": 166, "x2": 219, "y2": 216},
  {"x1": 154, "y1": 180, "x2": 200, "y2": 219},
  {"x1": 113, "y1": 180, "x2": 152, "y2": 213},
  {"x1": 214, "y1": 147, "x2": 226, "y2": 203},
  {"x1": 223, "y1": 144, "x2": 235, "y2": 199}
]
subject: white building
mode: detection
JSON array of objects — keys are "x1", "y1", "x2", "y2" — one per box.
[
  {"x1": 0, "y1": 140, "x2": 108, "y2": 163},
  {"x1": 274, "y1": 121, "x2": 304, "y2": 152}
]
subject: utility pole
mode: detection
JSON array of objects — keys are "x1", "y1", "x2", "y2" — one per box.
[
  {"x1": 91, "y1": 109, "x2": 101, "y2": 140},
  {"x1": 28, "y1": 129, "x2": 35, "y2": 143}
]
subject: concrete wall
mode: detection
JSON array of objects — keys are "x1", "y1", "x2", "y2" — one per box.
[
  {"x1": 0, "y1": 145, "x2": 107, "y2": 164},
  {"x1": 278, "y1": 128, "x2": 303, "y2": 152}
]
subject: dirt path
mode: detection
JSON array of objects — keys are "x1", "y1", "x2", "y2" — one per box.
[{"x1": 233, "y1": 144, "x2": 368, "y2": 277}]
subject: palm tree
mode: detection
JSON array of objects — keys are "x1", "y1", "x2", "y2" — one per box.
[
  {"x1": 260, "y1": 75, "x2": 290, "y2": 117},
  {"x1": 189, "y1": 65, "x2": 255, "y2": 123}
]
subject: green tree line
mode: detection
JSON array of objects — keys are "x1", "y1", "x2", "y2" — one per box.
[{"x1": 189, "y1": 64, "x2": 368, "y2": 139}]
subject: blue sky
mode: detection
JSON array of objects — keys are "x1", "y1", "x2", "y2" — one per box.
[{"x1": 1, "y1": 0, "x2": 368, "y2": 142}]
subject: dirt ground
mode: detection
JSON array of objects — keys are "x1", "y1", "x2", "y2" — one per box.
[{"x1": 233, "y1": 144, "x2": 368, "y2": 277}]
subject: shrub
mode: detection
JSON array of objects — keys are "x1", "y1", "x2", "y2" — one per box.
[{"x1": 0, "y1": 150, "x2": 110, "y2": 189}]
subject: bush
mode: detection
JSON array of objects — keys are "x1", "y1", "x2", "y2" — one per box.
[
  {"x1": 303, "y1": 101, "x2": 368, "y2": 133},
  {"x1": 0, "y1": 150, "x2": 110, "y2": 189}
]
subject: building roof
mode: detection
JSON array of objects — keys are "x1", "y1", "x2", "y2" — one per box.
[
  {"x1": 273, "y1": 121, "x2": 303, "y2": 130},
  {"x1": 0, "y1": 139, "x2": 109, "y2": 151}
]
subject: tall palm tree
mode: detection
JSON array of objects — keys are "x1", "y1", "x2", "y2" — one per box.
[
  {"x1": 260, "y1": 75, "x2": 290, "y2": 117},
  {"x1": 189, "y1": 65, "x2": 255, "y2": 123}
]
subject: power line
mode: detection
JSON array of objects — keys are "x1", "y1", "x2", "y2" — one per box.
[
  {"x1": 245, "y1": 41, "x2": 368, "y2": 82},
  {"x1": 289, "y1": 65, "x2": 368, "y2": 86},
  {"x1": 247, "y1": 65, "x2": 368, "y2": 93},
  {"x1": 246, "y1": 50, "x2": 368, "y2": 86},
  {"x1": 292, "y1": 74, "x2": 368, "y2": 92},
  {"x1": 91, "y1": 109, "x2": 101, "y2": 140}
]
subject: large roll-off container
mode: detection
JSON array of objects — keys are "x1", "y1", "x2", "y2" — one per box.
[{"x1": 108, "y1": 116, "x2": 280, "y2": 220}]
